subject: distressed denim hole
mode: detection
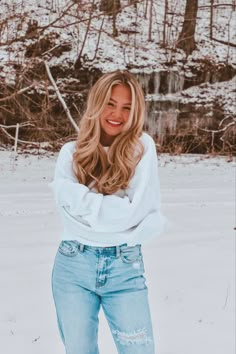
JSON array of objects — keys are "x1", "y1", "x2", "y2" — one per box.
[{"x1": 112, "y1": 328, "x2": 152, "y2": 346}]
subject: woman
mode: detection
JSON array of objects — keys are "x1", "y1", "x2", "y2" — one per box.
[{"x1": 49, "y1": 70, "x2": 166, "y2": 354}]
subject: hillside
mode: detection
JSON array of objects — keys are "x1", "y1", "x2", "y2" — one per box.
[{"x1": 0, "y1": 0, "x2": 235, "y2": 153}]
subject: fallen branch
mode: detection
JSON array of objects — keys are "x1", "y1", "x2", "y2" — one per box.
[
  {"x1": 0, "y1": 122, "x2": 34, "y2": 128},
  {"x1": 197, "y1": 121, "x2": 235, "y2": 134},
  {"x1": 0, "y1": 84, "x2": 35, "y2": 102},
  {"x1": 44, "y1": 61, "x2": 79, "y2": 133},
  {"x1": 14, "y1": 123, "x2": 19, "y2": 153},
  {"x1": 195, "y1": 118, "x2": 236, "y2": 153},
  {"x1": 0, "y1": 125, "x2": 39, "y2": 145},
  {"x1": 211, "y1": 37, "x2": 236, "y2": 48},
  {"x1": 41, "y1": 41, "x2": 71, "y2": 57},
  {"x1": 219, "y1": 115, "x2": 236, "y2": 128}
]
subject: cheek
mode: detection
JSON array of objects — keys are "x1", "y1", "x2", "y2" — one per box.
[
  {"x1": 99, "y1": 112, "x2": 107, "y2": 125},
  {"x1": 101, "y1": 108, "x2": 111, "y2": 120},
  {"x1": 124, "y1": 111, "x2": 131, "y2": 122}
]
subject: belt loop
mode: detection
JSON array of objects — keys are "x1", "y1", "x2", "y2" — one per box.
[
  {"x1": 139, "y1": 244, "x2": 142, "y2": 256},
  {"x1": 79, "y1": 243, "x2": 85, "y2": 253},
  {"x1": 116, "y1": 245, "x2": 121, "y2": 258}
]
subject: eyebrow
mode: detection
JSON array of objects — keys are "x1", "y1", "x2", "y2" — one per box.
[{"x1": 110, "y1": 98, "x2": 131, "y2": 106}]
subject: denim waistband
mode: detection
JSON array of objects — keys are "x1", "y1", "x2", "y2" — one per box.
[{"x1": 72, "y1": 241, "x2": 140, "y2": 258}]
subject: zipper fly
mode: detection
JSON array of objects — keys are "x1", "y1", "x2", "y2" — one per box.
[{"x1": 95, "y1": 254, "x2": 111, "y2": 288}]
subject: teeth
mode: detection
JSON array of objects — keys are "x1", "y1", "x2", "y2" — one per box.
[{"x1": 107, "y1": 120, "x2": 122, "y2": 125}]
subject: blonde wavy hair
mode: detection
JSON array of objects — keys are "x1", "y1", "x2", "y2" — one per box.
[{"x1": 72, "y1": 70, "x2": 146, "y2": 195}]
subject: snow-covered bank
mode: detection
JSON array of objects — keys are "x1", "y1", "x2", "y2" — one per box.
[{"x1": 0, "y1": 151, "x2": 235, "y2": 354}]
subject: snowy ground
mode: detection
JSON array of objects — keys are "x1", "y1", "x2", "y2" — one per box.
[{"x1": 0, "y1": 150, "x2": 235, "y2": 354}]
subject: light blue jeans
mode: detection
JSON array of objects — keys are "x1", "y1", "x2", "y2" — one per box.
[{"x1": 51, "y1": 240, "x2": 155, "y2": 354}]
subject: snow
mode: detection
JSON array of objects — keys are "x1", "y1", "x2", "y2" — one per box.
[
  {"x1": 0, "y1": 150, "x2": 235, "y2": 354},
  {"x1": 0, "y1": 0, "x2": 235, "y2": 129},
  {"x1": 0, "y1": 0, "x2": 235, "y2": 83}
]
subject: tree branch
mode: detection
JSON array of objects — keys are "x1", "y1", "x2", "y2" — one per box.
[
  {"x1": 211, "y1": 37, "x2": 236, "y2": 48},
  {"x1": 0, "y1": 84, "x2": 35, "y2": 102},
  {"x1": 0, "y1": 125, "x2": 39, "y2": 145},
  {"x1": 44, "y1": 61, "x2": 79, "y2": 133}
]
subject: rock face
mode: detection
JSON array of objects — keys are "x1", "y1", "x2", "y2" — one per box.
[
  {"x1": 145, "y1": 80, "x2": 236, "y2": 153},
  {"x1": 138, "y1": 65, "x2": 236, "y2": 153},
  {"x1": 136, "y1": 62, "x2": 236, "y2": 95}
]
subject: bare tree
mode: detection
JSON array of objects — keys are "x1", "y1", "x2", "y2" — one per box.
[
  {"x1": 128, "y1": 0, "x2": 138, "y2": 8},
  {"x1": 75, "y1": 0, "x2": 96, "y2": 65},
  {"x1": 99, "y1": 0, "x2": 121, "y2": 37},
  {"x1": 112, "y1": 0, "x2": 119, "y2": 37},
  {"x1": 162, "y1": 0, "x2": 168, "y2": 46},
  {"x1": 210, "y1": 0, "x2": 214, "y2": 39},
  {"x1": 176, "y1": 0, "x2": 198, "y2": 56},
  {"x1": 144, "y1": 0, "x2": 149, "y2": 19},
  {"x1": 148, "y1": 0, "x2": 154, "y2": 41}
]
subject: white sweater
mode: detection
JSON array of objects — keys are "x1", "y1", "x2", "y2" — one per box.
[{"x1": 49, "y1": 132, "x2": 166, "y2": 246}]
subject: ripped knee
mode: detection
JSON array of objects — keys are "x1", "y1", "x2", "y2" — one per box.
[{"x1": 112, "y1": 328, "x2": 152, "y2": 346}]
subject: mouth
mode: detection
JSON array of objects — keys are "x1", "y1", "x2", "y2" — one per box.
[{"x1": 106, "y1": 120, "x2": 123, "y2": 127}]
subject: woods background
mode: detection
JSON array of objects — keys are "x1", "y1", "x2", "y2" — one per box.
[{"x1": 0, "y1": 0, "x2": 235, "y2": 154}]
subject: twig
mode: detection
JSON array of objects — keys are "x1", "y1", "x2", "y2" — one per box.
[
  {"x1": 219, "y1": 115, "x2": 235, "y2": 128},
  {"x1": 211, "y1": 37, "x2": 236, "y2": 48},
  {"x1": 222, "y1": 284, "x2": 230, "y2": 310},
  {"x1": 44, "y1": 61, "x2": 79, "y2": 133},
  {"x1": 0, "y1": 84, "x2": 35, "y2": 102},
  {"x1": 13, "y1": 123, "x2": 19, "y2": 153},
  {"x1": 0, "y1": 122, "x2": 34, "y2": 128},
  {"x1": 196, "y1": 121, "x2": 235, "y2": 134},
  {"x1": 0, "y1": 126, "x2": 39, "y2": 145},
  {"x1": 41, "y1": 41, "x2": 71, "y2": 57}
]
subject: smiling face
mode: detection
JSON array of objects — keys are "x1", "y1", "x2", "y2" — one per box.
[{"x1": 99, "y1": 84, "x2": 132, "y2": 146}]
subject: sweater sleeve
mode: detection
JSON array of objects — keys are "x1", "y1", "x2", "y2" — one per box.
[{"x1": 49, "y1": 135, "x2": 162, "y2": 232}]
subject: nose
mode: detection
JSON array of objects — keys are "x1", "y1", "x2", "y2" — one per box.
[{"x1": 112, "y1": 107, "x2": 123, "y2": 120}]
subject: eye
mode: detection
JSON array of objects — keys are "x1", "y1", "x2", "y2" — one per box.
[
  {"x1": 107, "y1": 102, "x2": 115, "y2": 107},
  {"x1": 124, "y1": 107, "x2": 131, "y2": 111}
]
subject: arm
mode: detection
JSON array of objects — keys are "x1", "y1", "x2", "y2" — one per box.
[{"x1": 49, "y1": 135, "x2": 162, "y2": 232}]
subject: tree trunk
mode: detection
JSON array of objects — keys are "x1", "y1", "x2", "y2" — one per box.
[
  {"x1": 176, "y1": 0, "x2": 198, "y2": 56},
  {"x1": 112, "y1": 0, "x2": 118, "y2": 37},
  {"x1": 99, "y1": 0, "x2": 120, "y2": 37},
  {"x1": 128, "y1": 0, "x2": 138, "y2": 8},
  {"x1": 148, "y1": 0, "x2": 153, "y2": 41},
  {"x1": 163, "y1": 0, "x2": 168, "y2": 46},
  {"x1": 210, "y1": 0, "x2": 214, "y2": 39},
  {"x1": 76, "y1": 0, "x2": 95, "y2": 64},
  {"x1": 99, "y1": 0, "x2": 121, "y2": 15}
]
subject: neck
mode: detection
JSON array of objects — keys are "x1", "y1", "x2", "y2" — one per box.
[{"x1": 100, "y1": 132, "x2": 115, "y2": 147}]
